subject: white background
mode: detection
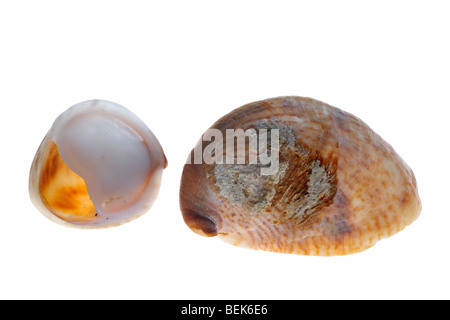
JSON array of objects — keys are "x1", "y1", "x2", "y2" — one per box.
[{"x1": 1, "y1": 1, "x2": 449, "y2": 300}]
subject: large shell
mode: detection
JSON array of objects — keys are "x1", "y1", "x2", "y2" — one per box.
[
  {"x1": 179, "y1": 96, "x2": 421, "y2": 255},
  {"x1": 29, "y1": 99, "x2": 167, "y2": 228}
]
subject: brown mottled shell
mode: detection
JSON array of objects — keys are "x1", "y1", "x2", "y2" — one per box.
[{"x1": 179, "y1": 96, "x2": 421, "y2": 256}]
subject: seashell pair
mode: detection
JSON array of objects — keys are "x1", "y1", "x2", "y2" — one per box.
[{"x1": 30, "y1": 97, "x2": 421, "y2": 255}]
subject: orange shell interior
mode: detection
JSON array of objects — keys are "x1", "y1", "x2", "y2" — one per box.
[{"x1": 39, "y1": 140, "x2": 97, "y2": 222}]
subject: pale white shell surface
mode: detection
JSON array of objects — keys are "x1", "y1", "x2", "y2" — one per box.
[{"x1": 29, "y1": 99, "x2": 166, "y2": 228}]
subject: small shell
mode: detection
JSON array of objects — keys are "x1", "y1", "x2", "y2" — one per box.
[
  {"x1": 179, "y1": 96, "x2": 421, "y2": 255},
  {"x1": 29, "y1": 99, "x2": 167, "y2": 228}
]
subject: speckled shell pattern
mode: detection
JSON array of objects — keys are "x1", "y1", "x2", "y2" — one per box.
[{"x1": 180, "y1": 96, "x2": 421, "y2": 256}]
